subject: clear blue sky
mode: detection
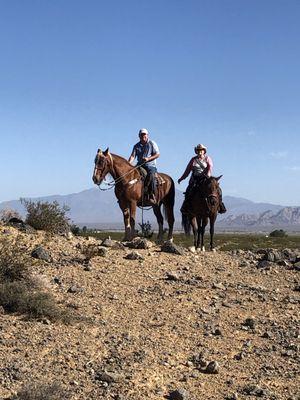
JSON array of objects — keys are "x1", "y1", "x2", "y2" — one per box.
[{"x1": 0, "y1": 0, "x2": 299, "y2": 205}]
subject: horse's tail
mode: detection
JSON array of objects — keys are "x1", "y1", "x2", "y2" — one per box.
[
  {"x1": 181, "y1": 213, "x2": 191, "y2": 236},
  {"x1": 162, "y1": 177, "x2": 175, "y2": 220}
]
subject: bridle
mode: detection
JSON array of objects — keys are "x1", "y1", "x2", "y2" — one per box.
[{"x1": 93, "y1": 151, "x2": 147, "y2": 191}]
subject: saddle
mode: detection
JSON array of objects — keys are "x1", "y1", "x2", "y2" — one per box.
[
  {"x1": 137, "y1": 166, "x2": 165, "y2": 205},
  {"x1": 138, "y1": 167, "x2": 165, "y2": 187}
]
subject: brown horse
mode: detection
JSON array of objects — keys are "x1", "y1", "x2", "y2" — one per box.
[
  {"x1": 92, "y1": 148, "x2": 175, "y2": 242},
  {"x1": 181, "y1": 176, "x2": 222, "y2": 251}
]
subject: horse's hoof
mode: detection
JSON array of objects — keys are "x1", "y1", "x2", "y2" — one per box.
[
  {"x1": 189, "y1": 246, "x2": 196, "y2": 253},
  {"x1": 200, "y1": 246, "x2": 205, "y2": 252},
  {"x1": 211, "y1": 248, "x2": 216, "y2": 252}
]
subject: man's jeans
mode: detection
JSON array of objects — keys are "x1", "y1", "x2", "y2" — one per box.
[{"x1": 143, "y1": 165, "x2": 157, "y2": 195}]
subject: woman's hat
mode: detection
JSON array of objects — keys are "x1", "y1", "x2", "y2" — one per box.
[{"x1": 194, "y1": 144, "x2": 207, "y2": 153}]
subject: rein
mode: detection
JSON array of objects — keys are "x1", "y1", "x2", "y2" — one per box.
[{"x1": 97, "y1": 156, "x2": 147, "y2": 191}]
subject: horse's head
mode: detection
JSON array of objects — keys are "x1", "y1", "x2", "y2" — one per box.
[
  {"x1": 92, "y1": 148, "x2": 113, "y2": 185},
  {"x1": 204, "y1": 175, "x2": 222, "y2": 209}
]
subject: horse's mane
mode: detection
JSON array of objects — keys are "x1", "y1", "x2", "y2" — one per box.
[{"x1": 110, "y1": 153, "x2": 133, "y2": 168}]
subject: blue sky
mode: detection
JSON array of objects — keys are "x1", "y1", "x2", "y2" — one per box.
[{"x1": 0, "y1": 0, "x2": 299, "y2": 205}]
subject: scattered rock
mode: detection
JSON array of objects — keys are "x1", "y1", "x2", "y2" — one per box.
[
  {"x1": 212, "y1": 282, "x2": 226, "y2": 290},
  {"x1": 100, "y1": 236, "x2": 115, "y2": 247},
  {"x1": 124, "y1": 251, "x2": 144, "y2": 260},
  {"x1": 95, "y1": 370, "x2": 125, "y2": 383},
  {"x1": 165, "y1": 272, "x2": 180, "y2": 281},
  {"x1": 169, "y1": 388, "x2": 189, "y2": 400},
  {"x1": 242, "y1": 384, "x2": 265, "y2": 397},
  {"x1": 67, "y1": 285, "x2": 84, "y2": 294},
  {"x1": 292, "y1": 261, "x2": 300, "y2": 271},
  {"x1": 257, "y1": 260, "x2": 272, "y2": 269},
  {"x1": 161, "y1": 241, "x2": 184, "y2": 255},
  {"x1": 31, "y1": 246, "x2": 52, "y2": 262},
  {"x1": 124, "y1": 237, "x2": 152, "y2": 249},
  {"x1": 205, "y1": 361, "x2": 220, "y2": 374},
  {"x1": 243, "y1": 317, "x2": 256, "y2": 329}
]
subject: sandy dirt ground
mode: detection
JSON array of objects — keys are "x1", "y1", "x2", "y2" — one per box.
[{"x1": 0, "y1": 226, "x2": 299, "y2": 400}]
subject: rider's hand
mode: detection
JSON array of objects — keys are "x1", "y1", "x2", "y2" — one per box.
[{"x1": 142, "y1": 157, "x2": 149, "y2": 162}]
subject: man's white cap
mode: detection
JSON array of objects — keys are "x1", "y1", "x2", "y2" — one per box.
[{"x1": 139, "y1": 128, "x2": 149, "y2": 135}]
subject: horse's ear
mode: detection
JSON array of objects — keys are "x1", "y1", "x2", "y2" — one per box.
[
  {"x1": 97, "y1": 148, "x2": 102, "y2": 155},
  {"x1": 103, "y1": 147, "x2": 109, "y2": 156},
  {"x1": 215, "y1": 175, "x2": 223, "y2": 181}
]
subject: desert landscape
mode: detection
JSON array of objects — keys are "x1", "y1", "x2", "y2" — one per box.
[{"x1": 0, "y1": 222, "x2": 299, "y2": 400}]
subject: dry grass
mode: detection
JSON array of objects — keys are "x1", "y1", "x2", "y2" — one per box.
[
  {"x1": 0, "y1": 236, "x2": 73, "y2": 323},
  {"x1": 11, "y1": 382, "x2": 69, "y2": 400}
]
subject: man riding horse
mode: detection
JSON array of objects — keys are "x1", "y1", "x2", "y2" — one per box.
[{"x1": 128, "y1": 128, "x2": 159, "y2": 205}]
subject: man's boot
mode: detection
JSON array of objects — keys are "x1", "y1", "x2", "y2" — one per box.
[{"x1": 148, "y1": 193, "x2": 157, "y2": 205}]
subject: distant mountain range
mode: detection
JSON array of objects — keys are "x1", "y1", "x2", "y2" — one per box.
[{"x1": 0, "y1": 188, "x2": 299, "y2": 231}]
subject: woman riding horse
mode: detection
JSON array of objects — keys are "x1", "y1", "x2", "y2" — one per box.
[{"x1": 178, "y1": 144, "x2": 226, "y2": 214}]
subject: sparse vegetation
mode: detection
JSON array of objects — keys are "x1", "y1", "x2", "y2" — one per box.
[
  {"x1": 138, "y1": 220, "x2": 154, "y2": 238},
  {"x1": 0, "y1": 236, "x2": 31, "y2": 282},
  {"x1": 270, "y1": 229, "x2": 287, "y2": 238},
  {"x1": 11, "y1": 382, "x2": 69, "y2": 400},
  {"x1": 77, "y1": 231, "x2": 300, "y2": 250},
  {"x1": 70, "y1": 223, "x2": 80, "y2": 235},
  {"x1": 0, "y1": 208, "x2": 22, "y2": 223},
  {"x1": 21, "y1": 199, "x2": 70, "y2": 233},
  {"x1": 0, "y1": 237, "x2": 73, "y2": 322}
]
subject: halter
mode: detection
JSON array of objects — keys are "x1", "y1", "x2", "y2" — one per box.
[{"x1": 94, "y1": 152, "x2": 148, "y2": 191}]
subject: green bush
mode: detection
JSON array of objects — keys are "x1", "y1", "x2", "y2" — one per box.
[
  {"x1": 0, "y1": 236, "x2": 30, "y2": 282},
  {"x1": 70, "y1": 223, "x2": 80, "y2": 235},
  {"x1": 269, "y1": 229, "x2": 287, "y2": 238},
  {"x1": 21, "y1": 199, "x2": 70, "y2": 233},
  {"x1": 138, "y1": 220, "x2": 153, "y2": 238}
]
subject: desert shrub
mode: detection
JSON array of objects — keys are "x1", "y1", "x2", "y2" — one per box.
[
  {"x1": 70, "y1": 223, "x2": 80, "y2": 235},
  {"x1": 0, "y1": 236, "x2": 30, "y2": 282},
  {"x1": 0, "y1": 281, "x2": 29, "y2": 313},
  {"x1": 138, "y1": 220, "x2": 153, "y2": 238},
  {"x1": 11, "y1": 382, "x2": 69, "y2": 400},
  {"x1": 0, "y1": 280, "x2": 73, "y2": 322},
  {"x1": 0, "y1": 237, "x2": 73, "y2": 322},
  {"x1": 270, "y1": 229, "x2": 287, "y2": 238},
  {"x1": 21, "y1": 199, "x2": 70, "y2": 233},
  {"x1": 0, "y1": 208, "x2": 22, "y2": 223}
]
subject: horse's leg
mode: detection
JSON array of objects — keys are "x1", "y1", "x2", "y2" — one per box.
[
  {"x1": 209, "y1": 215, "x2": 217, "y2": 251},
  {"x1": 200, "y1": 217, "x2": 208, "y2": 252},
  {"x1": 162, "y1": 202, "x2": 175, "y2": 241},
  {"x1": 191, "y1": 216, "x2": 198, "y2": 251},
  {"x1": 129, "y1": 201, "x2": 137, "y2": 239},
  {"x1": 118, "y1": 199, "x2": 131, "y2": 241},
  {"x1": 153, "y1": 204, "x2": 164, "y2": 244},
  {"x1": 196, "y1": 217, "x2": 201, "y2": 250}
]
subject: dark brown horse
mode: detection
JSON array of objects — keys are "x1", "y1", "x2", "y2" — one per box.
[
  {"x1": 181, "y1": 176, "x2": 222, "y2": 252},
  {"x1": 92, "y1": 148, "x2": 175, "y2": 242}
]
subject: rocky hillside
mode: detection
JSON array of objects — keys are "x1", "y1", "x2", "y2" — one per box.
[
  {"x1": 220, "y1": 207, "x2": 300, "y2": 228},
  {"x1": 0, "y1": 225, "x2": 299, "y2": 400}
]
